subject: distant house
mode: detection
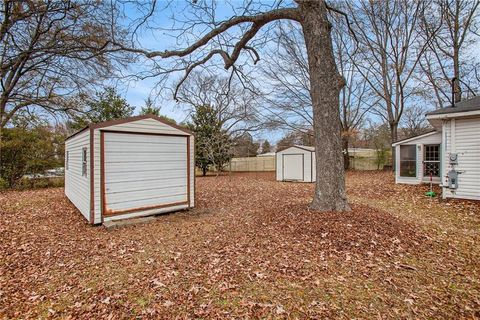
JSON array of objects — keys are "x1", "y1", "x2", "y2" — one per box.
[{"x1": 392, "y1": 96, "x2": 480, "y2": 201}]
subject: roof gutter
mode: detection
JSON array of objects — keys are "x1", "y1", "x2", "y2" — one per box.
[{"x1": 426, "y1": 109, "x2": 480, "y2": 120}]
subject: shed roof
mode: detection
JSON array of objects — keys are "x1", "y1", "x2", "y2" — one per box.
[
  {"x1": 276, "y1": 145, "x2": 315, "y2": 153},
  {"x1": 65, "y1": 114, "x2": 192, "y2": 141},
  {"x1": 426, "y1": 96, "x2": 480, "y2": 116}
]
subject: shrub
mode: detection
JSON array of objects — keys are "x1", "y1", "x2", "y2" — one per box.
[
  {"x1": 0, "y1": 177, "x2": 8, "y2": 190},
  {"x1": 16, "y1": 177, "x2": 64, "y2": 190}
]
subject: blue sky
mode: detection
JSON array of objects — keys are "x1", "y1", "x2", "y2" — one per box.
[{"x1": 116, "y1": 1, "x2": 284, "y2": 144}]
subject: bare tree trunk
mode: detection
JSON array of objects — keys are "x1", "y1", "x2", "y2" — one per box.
[
  {"x1": 453, "y1": 46, "x2": 462, "y2": 103},
  {"x1": 299, "y1": 1, "x2": 350, "y2": 212},
  {"x1": 342, "y1": 136, "x2": 350, "y2": 170}
]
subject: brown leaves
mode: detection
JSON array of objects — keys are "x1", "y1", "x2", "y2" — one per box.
[{"x1": 0, "y1": 172, "x2": 479, "y2": 318}]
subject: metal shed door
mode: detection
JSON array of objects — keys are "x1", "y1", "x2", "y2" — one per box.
[
  {"x1": 102, "y1": 132, "x2": 188, "y2": 215},
  {"x1": 283, "y1": 154, "x2": 304, "y2": 181}
]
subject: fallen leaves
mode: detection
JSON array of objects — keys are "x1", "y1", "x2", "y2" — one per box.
[{"x1": 0, "y1": 171, "x2": 479, "y2": 319}]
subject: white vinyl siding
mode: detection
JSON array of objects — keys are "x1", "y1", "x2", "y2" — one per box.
[
  {"x1": 442, "y1": 118, "x2": 480, "y2": 200},
  {"x1": 65, "y1": 130, "x2": 90, "y2": 220},
  {"x1": 189, "y1": 138, "x2": 195, "y2": 207}
]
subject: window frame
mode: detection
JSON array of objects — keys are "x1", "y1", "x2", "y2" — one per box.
[
  {"x1": 66, "y1": 151, "x2": 69, "y2": 171},
  {"x1": 399, "y1": 144, "x2": 417, "y2": 178},
  {"x1": 423, "y1": 144, "x2": 440, "y2": 177},
  {"x1": 81, "y1": 147, "x2": 87, "y2": 177}
]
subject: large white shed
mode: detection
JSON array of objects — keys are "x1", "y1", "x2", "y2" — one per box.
[
  {"x1": 65, "y1": 115, "x2": 195, "y2": 224},
  {"x1": 276, "y1": 145, "x2": 316, "y2": 182}
]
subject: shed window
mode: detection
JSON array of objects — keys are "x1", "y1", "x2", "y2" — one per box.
[
  {"x1": 400, "y1": 145, "x2": 416, "y2": 177},
  {"x1": 66, "y1": 151, "x2": 69, "y2": 170},
  {"x1": 82, "y1": 147, "x2": 87, "y2": 176},
  {"x1": 424, "y1": 144, "x2": 440, "y2": 177}
]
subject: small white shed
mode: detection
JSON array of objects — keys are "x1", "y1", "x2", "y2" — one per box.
[
  {"x1": 276, "y1": 145, "x2": 316, "y2": 182},
  {"x1": 65, "y1": 115, "x2": 195, "y2": 224}
]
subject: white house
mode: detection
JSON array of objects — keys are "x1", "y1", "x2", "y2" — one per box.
[
  {"x1": 65, "y1": 115, "x2": 195, "y2": 224},
  {"x1": 276, "y1": 145, "x2": 316, "y2": 182},
  {"x1": 393, "y1": 96, "x2": 480, "y2": 200}
]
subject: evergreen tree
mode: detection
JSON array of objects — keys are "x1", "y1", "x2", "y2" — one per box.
[
  {"x1": 139, "y1": 97, "x2": 161, "y2": 116},
  {"x1": 69, "y1": 87, "x2": 134, "y2": 130},
  {"x1": 233, "y1": 133, "x2": 260, "y2": 157},
  {"x1": 187, "y1": 105, "x2": 233, "y2": 176},
  {"x1": 262, "y1": 140, "x2": 271, "y2": 153}
]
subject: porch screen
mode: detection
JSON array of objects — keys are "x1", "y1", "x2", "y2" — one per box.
[{"x1": 400, "y1": 145, "x2": 416, "y2": 177}]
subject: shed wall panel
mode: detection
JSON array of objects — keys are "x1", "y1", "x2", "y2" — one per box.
[
  {"x1": 65, "y1": 130, "x2": 90, "y2": 220},
  {"x1": 189, "y1": 137, "x2": 195, "y2": 207},
  {"x1": 94, "y1": 129, "x2": 102, "y2": 223}
]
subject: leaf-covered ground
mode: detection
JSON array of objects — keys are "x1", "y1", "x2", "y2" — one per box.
[{"x1": 1, "y1": 172, "x2": 479, "y2": 319}]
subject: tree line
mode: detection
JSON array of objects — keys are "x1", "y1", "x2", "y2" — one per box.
[{"x1": 1, "y1": 0, "x2": 479, "y2": 211}]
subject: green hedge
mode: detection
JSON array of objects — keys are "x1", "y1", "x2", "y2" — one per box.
[{"x1": 0, "y1": 177, "x2": 64, "y2": 191}]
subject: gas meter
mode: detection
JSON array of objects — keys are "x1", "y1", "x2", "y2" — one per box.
[{"x1": 447, "y1": 170, "x2": 458, "y2": 189}]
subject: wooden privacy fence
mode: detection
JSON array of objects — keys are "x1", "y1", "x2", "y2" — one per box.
[
  {"x1": 349, "y1": 156, "x2": 388, "y2": 170},
  {"x1": 227, "y1": 156, "x2": 276, "y2": 172},
  {"x1": 225, "y1": 153, "x2": 391, "y2": 172}
]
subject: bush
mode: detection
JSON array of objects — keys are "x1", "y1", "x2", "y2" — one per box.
[
  {"x1": 16, "y1": 177, "x2": 64, "y2": 190},
  {"x1": 0, "y1": 177, "x2": 8, "y2": 190}
]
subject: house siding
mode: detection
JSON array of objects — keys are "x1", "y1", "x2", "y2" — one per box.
[
  {"x1": 442, "y1": 118, "x2": 480, "y2": 200},
  {"x1": 65, "y1": 130, "x2": 90, "y2": 220}
]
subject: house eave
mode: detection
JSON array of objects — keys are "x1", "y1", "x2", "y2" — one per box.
[
  {"x1": 391, "y1": 130, "x2": 438, "y2": 147},
  {"x1": 426, "y1": 109, "x2": 480, "y2": 120}
]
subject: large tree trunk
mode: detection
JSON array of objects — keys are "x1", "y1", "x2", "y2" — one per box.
[{"x1": 299, "y1": 1, "x2": 350, "y2": 212}]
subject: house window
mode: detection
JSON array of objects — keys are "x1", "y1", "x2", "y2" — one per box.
[
  {"x1": 66, "y1": 151, "x2": 69, "y2": 170},
  {"x1": 424, "y1": 144, "x2": 440, "y2": 177},
  {"x1": 400, "y1": 145, "x2": 416, "y2": 177},
  {"x1": 82, "y1": 147, "x2": 87, "y2": 176}
]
